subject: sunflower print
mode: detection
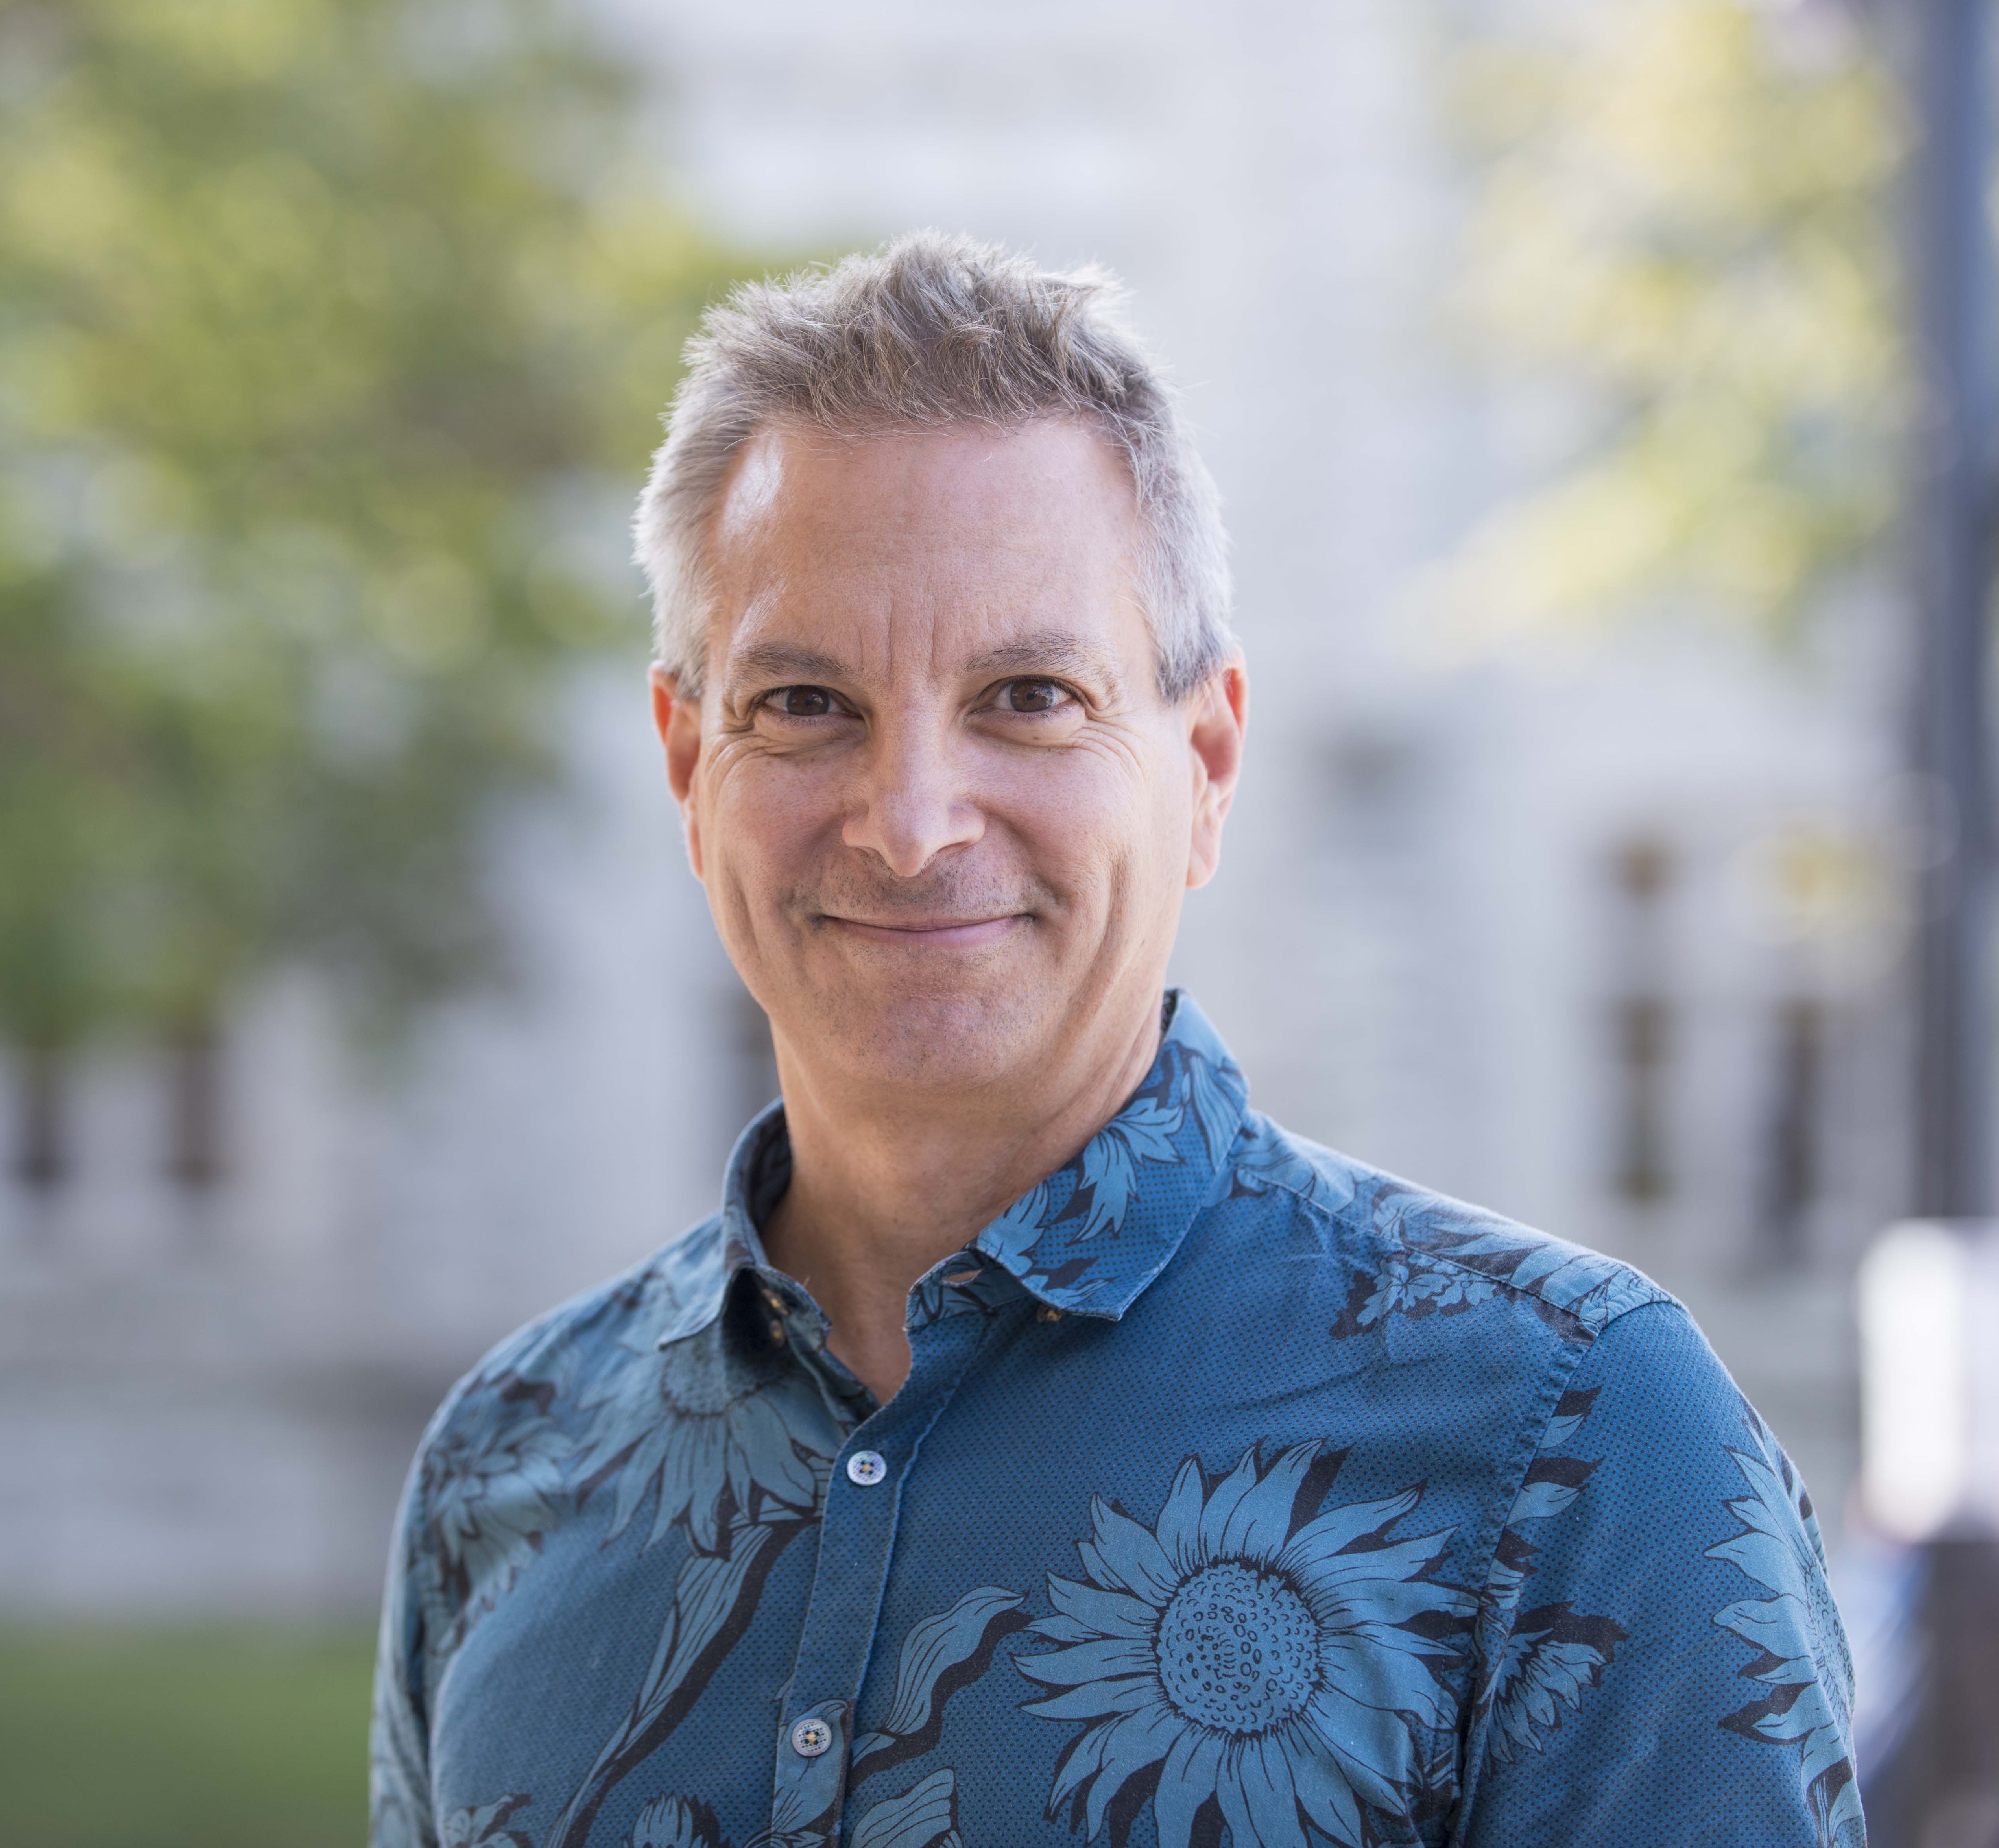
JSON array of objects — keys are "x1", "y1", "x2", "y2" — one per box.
[{"x1": 1017, "y1": 1442, "x2": 1471, "y2": 1848}]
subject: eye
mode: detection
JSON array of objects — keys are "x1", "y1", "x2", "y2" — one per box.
[
  {"x1": 997, "y1": 678, "x2": 1072, "y2": 714},
  {"x1": 766, "y1": 685, "x2": 838, "y2": 718}
]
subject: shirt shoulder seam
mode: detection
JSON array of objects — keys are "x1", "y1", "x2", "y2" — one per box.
[{"x1": 1226, "y1": 1155, "x2": 1663, "y2": 1340}]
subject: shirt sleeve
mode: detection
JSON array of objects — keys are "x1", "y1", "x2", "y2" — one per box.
[
  {"x1": 369, "y1": 1455, "x2": 439, "y2": 1848},
  {"x1": 1454, "y1": 1300, "x2": 1864, "y2": 1848}
]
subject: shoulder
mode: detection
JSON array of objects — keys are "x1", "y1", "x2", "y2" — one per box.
[
  {"x1": 412, "y1": 1214, "x2": 728, "y2": 1471},
  {"x1": 1222, "y1": 1108, "x2": 1674, "y2": 1343},
  {"x1": 1542, "y1": 1294, "x2": 1799, "y2": 1503},
  {"x1": 389, "y1": 1216, "x2": 733, "y2": 1659}
]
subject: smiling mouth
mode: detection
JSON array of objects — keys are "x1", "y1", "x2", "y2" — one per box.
[{"x1": 820, "y1": 914, "x2": 1028, "y2": 946}]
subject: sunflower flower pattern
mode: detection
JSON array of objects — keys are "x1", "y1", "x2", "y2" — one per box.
[
  {"x1": 1470, "y1": 1387, "x2": 1628, "y2": 1764},
  {"x1": 1019, "y1": 1442, "x2": 1471, "y2": 1848},
  {"x1": 1709, "y1": 1412, "x2": 1864, "y2": 1848},
  {"x1": 372, "y1": 992, "x2": 1860, "y2": 1848},
  {"x1": 569, "y1": 1317, "x2": 828, "y2": 1551},
  {"x1": 410, "y1": 1368, "x2": 572, "y2": 1655}
]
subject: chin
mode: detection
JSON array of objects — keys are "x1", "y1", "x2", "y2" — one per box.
[{"x1": 807, "y1": 967, "x2": 1054, "y2": 1093}]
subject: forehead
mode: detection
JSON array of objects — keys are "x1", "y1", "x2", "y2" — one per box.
[{"x1": 703, "y1": 418, "x2": 1145, "y2": 676}]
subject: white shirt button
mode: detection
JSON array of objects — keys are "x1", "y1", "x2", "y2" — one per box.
[
  {"x1": 846, "y1": 1449, "x2": 887, "y2": 1486},
  {"x1": 790, "y1": 1716, "x2": 833, "y2": 1758}
]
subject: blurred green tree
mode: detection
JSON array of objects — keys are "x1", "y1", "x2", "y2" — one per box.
[
  {"x1": 0, "y1": 0, "x2": 744, "y2": 1118},
  {"x1": 1429, "y1": 0, "x2": 1906, "y2": 651}
]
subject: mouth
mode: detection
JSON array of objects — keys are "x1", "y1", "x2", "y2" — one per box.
[{"x1": 818, "y1": 913, "x2": 1028, "y2": 949}]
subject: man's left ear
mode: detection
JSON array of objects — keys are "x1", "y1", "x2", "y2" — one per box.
[{"x1": 1185, "y1": 656, "x2": 1248, "y2": 890}]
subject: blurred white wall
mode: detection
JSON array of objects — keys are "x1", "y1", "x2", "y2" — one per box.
[{"x1": 0, "y1": 0, "x2": 1902, "y2": 1612}]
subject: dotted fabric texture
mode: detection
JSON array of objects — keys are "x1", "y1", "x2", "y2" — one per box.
[{"x1": 370, "y1": 993, "x2": 1861, "y2": 1848}]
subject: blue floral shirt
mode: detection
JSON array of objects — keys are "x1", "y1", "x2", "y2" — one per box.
[{"x1": 371, "y1": 992, "x2": 1863, "y2": 1848}]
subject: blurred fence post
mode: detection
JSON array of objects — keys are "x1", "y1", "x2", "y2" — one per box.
[
  {"x1": 1868, "y1": 4, "x2": 1999, "y2": 1841},
  {"x1": 1912, "y1": 0, "x2": 1993, "y2": 1223}
]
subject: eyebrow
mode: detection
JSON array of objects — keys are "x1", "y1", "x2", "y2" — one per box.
[
  {"x1": 722, "y1": 629, "x2": 1126, "y2": 694},
  {"x1": 724, "y1": 641, "x2": 853, "y2": 689},
  {"x1": 966, "y1": 632, "x2": 1126, "y2": 693}
]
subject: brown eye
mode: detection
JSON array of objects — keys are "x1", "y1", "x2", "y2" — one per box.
[
  {"x1": 1003, "y1": 679, "x2": 1067, "y2": 713},
  {"x1": 773, "y1": 686, "x2": 835, "y2": 717}
]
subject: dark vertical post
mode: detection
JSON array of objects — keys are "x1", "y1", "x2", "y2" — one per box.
[
  {"x1": 1875, "y1": 9, "x2": 1999, "y2": 1846},
  {"x1": 1609, "y1": 838, "x2": 1674, "y2": 1204},
  {"x1": 11, "y1": 1044, "x2": 69, "y2": 1193},
  {"x1": 1913, "y1": 0, "x2": 1994, "y2": 1220},
  {"x1": 1865, "y1": 1527, "x2": 1999, "y2": 1844},
  {"x1": 1760, "y1": 998, "x2": 1823, "y2": 1263},
  {"x1": 166, "y1": 1024, "x2": 224, "y2": 1192}
]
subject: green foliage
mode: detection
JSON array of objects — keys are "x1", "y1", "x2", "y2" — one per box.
[
  {"x1": 1429, "y1": 0, "x2": 1905, "y2": 650},
  {"x1": 0, "y1": 1623, "x2": 373, "y2": 1847},
  {"x1": 0, "y1": 0, "x2": 748, "y2": 1047}
]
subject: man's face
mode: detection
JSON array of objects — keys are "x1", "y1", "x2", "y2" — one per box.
[{"x1": 655, "y1": 418, "x2": 1243, "y2": 1097}]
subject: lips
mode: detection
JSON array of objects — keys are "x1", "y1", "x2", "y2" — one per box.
[
  {"x1": 831, "y1": 915, "x2": 1015, "y2": 932},
  {"x1": 820, "y1": 914, "x2": 1025, "y2": 945}
]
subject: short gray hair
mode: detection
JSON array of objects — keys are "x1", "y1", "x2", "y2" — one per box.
[{"x1": 633, "y1": 231, "x2": 1234, "y2": 700}]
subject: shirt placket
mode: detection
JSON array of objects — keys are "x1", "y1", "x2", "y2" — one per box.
[{"x1": 768, "y1": 1301, "x2": 988, "y2": 1845}]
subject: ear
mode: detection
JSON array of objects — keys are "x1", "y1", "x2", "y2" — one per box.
[
  {"x1": 1185, "y1": 656, "x2": 1248, "y2": 890},
  {"x1": 650, "y1": 663, "x2": 707, "y2": 880}
]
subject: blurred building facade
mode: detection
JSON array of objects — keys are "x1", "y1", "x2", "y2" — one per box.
[{"x1": 0, "y1": 0, "x2": 1905, "y2": 1615}]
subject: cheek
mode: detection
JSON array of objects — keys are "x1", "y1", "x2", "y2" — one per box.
[
  {"x1": 984, "y1": 737, "x2": 1181, "y2": 886},
  {"x1": 702, "y1": 751, "x2": 839, "y2": 886}
]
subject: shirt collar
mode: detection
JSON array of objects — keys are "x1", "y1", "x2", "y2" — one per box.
[
  {"x1": 971, "y1": 990, "x2": 1248, "y2": 1317},
  {"x1": 655, "y1": 989, "x2": 1248, "y2": 1347}
]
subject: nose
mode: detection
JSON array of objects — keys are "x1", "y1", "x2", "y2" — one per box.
[{"x1": 841, "y1": 720, "x2": 984, "y2": 877}]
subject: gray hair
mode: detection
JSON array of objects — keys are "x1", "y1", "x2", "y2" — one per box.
[{"x1": 633, "y1": 231, "x2": 1234, "y2": 700}]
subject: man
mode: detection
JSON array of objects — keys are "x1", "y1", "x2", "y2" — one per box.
[{"x1": 372, "y1": 235, "x2": 1861, "y2": 1848}]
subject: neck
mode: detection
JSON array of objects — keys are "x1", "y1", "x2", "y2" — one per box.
[{"x1": 759, "y1": 994, "x2": 1165, "y2": 1403}]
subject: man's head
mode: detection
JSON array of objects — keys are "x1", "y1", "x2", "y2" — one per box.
[{"x1": 638, "y1": 234, "x2": 1246, "y2": 1105}]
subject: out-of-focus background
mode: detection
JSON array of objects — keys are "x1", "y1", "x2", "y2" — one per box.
[{"x1": 4, "y1": 0, "x2": 1997, "y2": 1841}]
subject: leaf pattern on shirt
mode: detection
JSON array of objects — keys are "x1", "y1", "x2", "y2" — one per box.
[
  {"x1": 1332, "y1": 1250, "x2": 1504, "y2": 1337},
  {"x1": 976, "y1": 1035, "x2": 1248, "y2": 1308},
  {"x1": 546, "y1": 1505, "x2": 823, "y2": 1848},
  {"x1": 621, "y1": 1758, "x2": 964, "y2": 1848},
  {"x1": 625, "y1": 1794, "x2": 729, "y2": 1848},
  {"x1": 439, "y1": 1794, "x2": 535, "y2": 1848},
  {"x1": 852, "y1": 1588, "x2": 1031, "y2": 1785},
  {"x1": 851, "y1": 1770, "x2": 963, "y2": 1848},
  {"x1": 905, "y1": 1254, "x2": 1025, "y2": 1331},
  {"x1": 1331, "y1": 1178, "x2": 1668, "y2": 1343},
  {"x1": 1708, "y1": 1410, "x2": 1863, "y2": 1848},
  {"x1": 1226, "y1": 1112, "x2": 1359, "y2": 1218},
  {"x1": 1471, "y1": 1386, "x2": 1628, "y2": 1765}
]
